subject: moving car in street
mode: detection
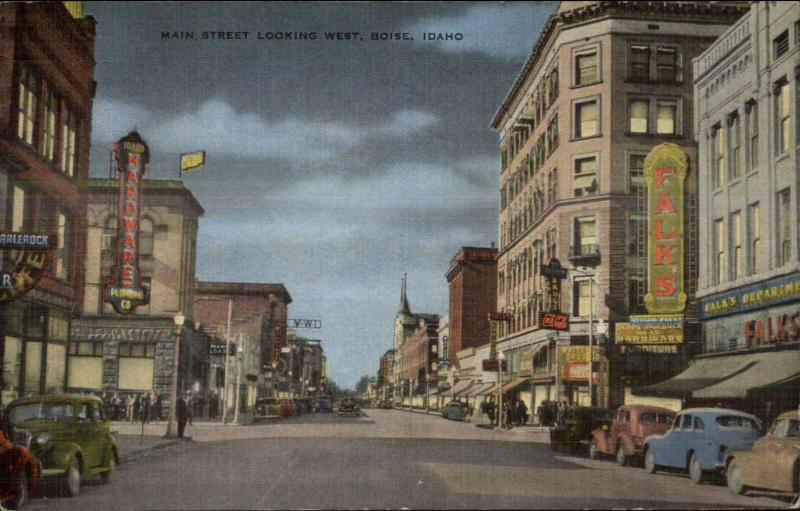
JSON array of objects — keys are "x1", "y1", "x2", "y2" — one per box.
[
  {"x1": 5, "y1": 394, "x2": 119, "y2": 498},
  {"x1": 314, "y1": 398, "x2": 333, "y2": 413},
  {"x1": 0, "y1": 427, "x2": 39, "y2": 509},
  {"x1": 724, "y1": 409, "x2": 800, "y2": 495},
  {"x1": 643, "y1": 408, "x2": 763, "y2": 484},
  {"x1": 550, "y1": 406, "x2": 614, "y2": 454},
  {"x1": 339, "y1": 398, "x2": 361, "y2": 417},
  {"x1": 253, "y1": 398, "x2": 283, "y2": 423},
  {"x1": 441, "y1": 401, "x2": 468, "y2": 421},
  {"x1": 590, "y1": 404, "x2": 675, "y2": 466}
]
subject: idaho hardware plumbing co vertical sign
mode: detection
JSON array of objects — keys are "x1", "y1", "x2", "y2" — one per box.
[
  {"x1": 104, "y1": 131, "x2": 150, "y2": 314},
  {"x1": 645, "y1": 143, "x2": 687, "y2": 315}
]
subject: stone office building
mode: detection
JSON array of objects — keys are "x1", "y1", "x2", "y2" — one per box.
[
  {"x1": 490, "y1": 1, "x2": 748, "y2": 415},
  {"x1": 641, "y1": 2, "x2": 799, "y2": 423},
  {"x1": 70, "y1": 178, "x2": 210, "y2": 414},
  {"x1": 0, "y1": 2, "x2": 95, "y2": 404}
]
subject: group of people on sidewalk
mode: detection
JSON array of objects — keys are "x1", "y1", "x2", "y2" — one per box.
[
  {"x1": 479, "y1": 398, "x2": 529, "y2": 428},
  {"x1": 100, "y1": 391, "x2": 224, "y2": 424}
]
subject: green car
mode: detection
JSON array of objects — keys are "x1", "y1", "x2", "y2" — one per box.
[{"x1": 5, "y1": 394, "x2": 119, "y2": 497}]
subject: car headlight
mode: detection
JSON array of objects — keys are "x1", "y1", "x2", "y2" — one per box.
[
  {"x1": 34, "y1": 433, "x2": 50, "y2": 445},
  {"x1": 32, "y1": 433, "x2": 52, "y2": 452}
]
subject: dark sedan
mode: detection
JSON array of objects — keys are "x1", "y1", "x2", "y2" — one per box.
[{"x1": 550, "y1": 406, "x2": 614, "y2": 454}]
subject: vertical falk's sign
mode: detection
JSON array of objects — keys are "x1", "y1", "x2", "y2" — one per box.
[
  {"x1": 644, "y1": 143, "x2": 687, "y2": 315},
  {"x1": 104, "y1": 131, "x2": 150, "y2": 314}
]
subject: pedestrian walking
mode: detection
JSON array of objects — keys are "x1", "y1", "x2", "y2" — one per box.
[
  {"x1": 176, "y1": 395, "x2": 189, "y2": 439},
  {"x1": 153, "y1": 393, "x2": 163, "y2": 423},
  {"x1": 132, "y1": 394, "x2": 140, "y2": 424},
  {"x1": 516, "y1": 400, "x2": 527, "y2": 426},
  {"x1": 140, "y1": 392, "x2": 151, "y2": 425}
]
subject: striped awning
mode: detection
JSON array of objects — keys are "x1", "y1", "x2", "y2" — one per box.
[
  {"x1": 451, "y1": 379, "x2": 474, "y2": 397},
  {"x1": 465, "y1": 382, "x2": 495, "y2": 397},
  {"x1": 502, "y1": 377, "x2": 530, "y2": 394}
]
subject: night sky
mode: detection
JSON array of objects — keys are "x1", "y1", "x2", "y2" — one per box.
[{"x1": 84, "y1": 2, "x2": 557, "y2": 388}]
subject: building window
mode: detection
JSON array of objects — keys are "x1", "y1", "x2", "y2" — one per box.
[
  {"x1": 55, "y1": 212, "x2": 69, "y2": 280},
  {"x1": 629, "y1": 45, "x2": 650, "y2": 81},
  {"x1": 574, "y1": 217, "x2": 597, "y2": 256},
  {"x1": 656, "y1": 99, "x2": 677, "y2": 135},
  {"x1": 547, "y1": 169, "x2": 557, "y2": 204},
  {"x1": 773, "y1": 30, "x2": 789, "y2": 59},
  {"x1": 546, "y1": 114, "x2": 559, "y2": 154},
  {"x1": 777, "y1": 188, "x2": 792, "y2": 266},
  {"x1": 656, "y1": 46, "x2": 680, "y2": 82},
  {"x1": 629, "y1": 153, "x2": 646, "y2": 192},
  {"x1": 713, "y1": 218, "x2": 726, "y2": 285},
  {"x1": 118, "y1": 343, "x2": 157, "y2": 358},
  {"x1": 42, "y1": 88, "x2": 57, "y2": 162},
  {"x1": 729, "y1": 114, "x2": 742, "y2": 181},
  {"x1": 747, "y1": 202, "x2": 761, "y2": 275},
  {"x1": 61, "y1": 107, "x2": 78, "y2": 176},
  {"x1": 730, "y1": 211, "x2": 742, "y2": 280},
  {"x1": 16, "y1": 67, "x2": 37, "y2": 146},
  {"x1": 775, "y1": 81, "x2": 791, "y2": 155},
  {"x1": 573, "y1": 155, "x2": 598, "y2": 197},
  {"x1": 547, "y1": 67, "x2": 559, "y2": 105},
  {"x1": 574, "y1": 98, "x2": 599, "y2": 139},
  {"x1": 574, "y1": 47, "x2": 599, "y2": 86},
  {"x1": 629, "y1": 99, "x2": 648, "y2": 133},
  {"x1": 546, "y1": 226, "x2": 556, "y2": 262},
  {"x1": 712, "y1": 125, "x2": 726, "y2": 189},
  {"x1": 68, "y1": 342, "x2": 103, "y2": 357},
  {"x1": 628, "y1": 214, "x2": 646, "y2": 257},
  {"x1": 628, "y1": 274, "x2": 646, "y2": 314},
  {"x1": 573, "y1": 278, "x2": 596, "y2": 318},
  {"x1": 747, "y1": 101, "x2": 758, "y2": 171}
]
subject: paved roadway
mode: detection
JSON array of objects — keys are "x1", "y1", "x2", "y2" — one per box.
[{"x1": 26, "y1": 409, "x2": 792, "y2": 510}]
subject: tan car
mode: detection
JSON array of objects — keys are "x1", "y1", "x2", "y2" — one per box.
[
  {"x1": 724, "y1": 410, "x2": 800, "y2": 495},
  {"x1": 590, "y1": 404, "x2": 675, "y2": 466}
]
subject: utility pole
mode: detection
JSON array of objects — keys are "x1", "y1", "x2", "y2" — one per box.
[
  {"x1": 234, "y1": 333, "x2": 243, "y2": 424},
  {"x1": 588, "y1": 277, "x2": 594, "y2": 407},
  {"x1": 222, "y1": 299, "x2": 232, "y2": 424}
]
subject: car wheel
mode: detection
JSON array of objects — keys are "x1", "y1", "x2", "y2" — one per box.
[
  {"x1": 689, "y1": 453, "x2": 705, "y2": 484},
  {"x1": 7, "y1": 471, "x2": 28, "y2": 510},
  {"x1": 644, "y1": 449, "x2": 658, "y2": 474},
  {"x1": 616, "y1": 444, "x2": 628, "y2": 467},
  {"x1": 589, "y1": 439, "x2": 599, "y2": 460},
  {"x1": 726, "y1": 460, "x2": 747, "y2": 495},
  {"x1": 100, "y1": 452, "x2": 116, "y2": 484},
  {"x1": 63, "y1": 457, "x2": 81, "y2": 497}
]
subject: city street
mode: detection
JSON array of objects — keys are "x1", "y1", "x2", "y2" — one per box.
[{"x1": 25, "y1": 409, "x2": 789, "y2": 510}]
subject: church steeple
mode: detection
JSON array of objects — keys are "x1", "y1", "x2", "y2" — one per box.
[{"x1": 399, "y1": 273, "x2": 411, "y2": 315}]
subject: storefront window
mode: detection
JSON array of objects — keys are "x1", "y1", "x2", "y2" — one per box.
[
  {"x1": 45, "y1": 343, "x2": 66, "y2": 394},
  {"x1": 2, "y1": 337, "x2": 23, "y2": 401},
  {"x1": 24, "y1": 341, "x2": 42, "y2": 395}
]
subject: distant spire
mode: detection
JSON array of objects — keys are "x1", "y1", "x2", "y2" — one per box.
[{"x1": 399, "y1": 273, "x2": 411, "y2": 315}]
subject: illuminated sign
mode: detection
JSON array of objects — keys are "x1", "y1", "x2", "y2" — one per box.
[
  {"x1": 180, "y1": 151, "x2": 206, "y2": 173},
  {"x1": 615, "y1": 322, "x2": 683, "y2": 344},
  {"x1": 540, "y1": 311, "x2": 569, "y2": 331},
  {"x1": 645, "y1": 143, "x2": 687, "y2": 315},
  {"x1": 558, "y1": 346, "x2": 605, "y2": 383},
  {"x1": 104, "y1": 132, "x2": 150, "y2": 314},
  {"x1": 700, "y1": 274, "x2": 800, "y2": 319},
  {"x1": 0, "y1": 232, "x2": 55, "y2": 305},
  {"x1": 743, "y1": 310, "x2": 800, "y2": 348},
  {"x1": 273, "y1": 324, "x2": 283, "y2": 363}
]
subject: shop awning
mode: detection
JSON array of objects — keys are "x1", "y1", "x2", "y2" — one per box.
[
  {"x1": 633, "y1": 352, "x2": 763, "y2": 398},
  {"x1": 502, "y1": 377, "x2": 530, "y2": 394},
  {"x1": 465, "y1": 382, "x2": 495, "y2": 397},
  {"x1": 451, "y1": 379, "x2": 474, "y2": 397},
  {"x1": 693, "y1": 349, "x2": 800, "y2": 399}
]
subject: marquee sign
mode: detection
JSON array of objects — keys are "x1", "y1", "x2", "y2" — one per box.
[
  {"x1": 0, "y1": 232, "x2": 55, "y2": 305},
  {"x1": 644, "y1": 144, "x2": 687, "y2": 315},
  {"x1": 104, "y1": 132, "x2": 150, "y2": 314}
]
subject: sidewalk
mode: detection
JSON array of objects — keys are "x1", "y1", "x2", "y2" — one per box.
[{"x1": 393, "y1": 406, "x2": 549, "y2": 434}]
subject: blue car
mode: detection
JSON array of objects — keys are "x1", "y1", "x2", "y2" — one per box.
[
  {"x1": 643, "y1": 408, "x2": 763, "y2": 484},
  {"x1": 441, "y1": 401, "x2": 468, "y2": 421}
]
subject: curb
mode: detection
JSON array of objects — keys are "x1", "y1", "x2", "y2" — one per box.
[{"x1": 122, "y1": 439, "x2": 182, "y2": 463}]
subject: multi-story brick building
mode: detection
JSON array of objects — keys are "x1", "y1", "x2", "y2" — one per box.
[
  {"x1": 640, "y1": 2, "x2": 799, "y2": 424},
  {"x1": 0, "y1": 2, "x2": 95, "y2": 404},
  {"x1": 490, "y1": 1, "x2": 748, "y2": 416},
  {"x1": 193, "y1": 281, "x2": 291, "y2": 411},
  {"x1": 399, "y1": 315, "x2": 439, "y2": 409},
  {"x1": 70, "y1": 177, "x2": 210, "y2": 418},
  {"x1": 445, "y1": 246, "x2": 497, "y2": 368}
]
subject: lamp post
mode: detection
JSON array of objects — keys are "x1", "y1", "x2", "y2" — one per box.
[
  {"x1": 165, "y1": 312, "x2": 185, "y2": 439},
  {"x1": 233, "y1": 333, "x2": 244, "y2": 424}
]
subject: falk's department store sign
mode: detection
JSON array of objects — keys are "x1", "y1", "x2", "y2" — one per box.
[
  {"x1": 0, "y1": 232, "x2": 56, "y2": 305},
  {"x1": 104, "y1": 131, "x2": 150, "y2": 314},
  {"x1": 699, "y1": 273, "x2": 800, "y2": 319}
]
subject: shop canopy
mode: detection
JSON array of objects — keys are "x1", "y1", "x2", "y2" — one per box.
[
  {"x1": 693, "y1": 349, "x2": 800, "y2": 399},
  {"x1": 451, "y1": 379, "x2": 474, "y2": 397},
  {"x1": 465, "y1": 382, "x2": 495, "y2": 397},
  {"x1": 502, "y1": 377, "x2": 530, "y2": 394},
  {"x1": 634, "y1": 348, "x2": 799, "y2": 399}
]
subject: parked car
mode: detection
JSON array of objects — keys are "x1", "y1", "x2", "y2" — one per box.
[
  {"x1": 253, "y1": 398, "x2": 283, "y2": 422},
  {"x1": 5, "y1": 394, "x2": 118, "y2": 497},
  {"x1": 550, "y1": 406, "x2": 614, "y2": 454},
  {"x1": 0, "y1": 427, "x2": 39, "y2": 509},
  {"x1": 724, "y1": 409, "x2": 800, "y2": 495},
  {"x1": 381, "y1": 401, "x2": 393, "y2": 409},
  {"x1": 643, "y1": 408, "x2": 763, "y2": 484},
  {"x1": 441, "y1": 401, "x2": 468, "y2": 421},
  {"x1": 314, "y1": 398, "x2": 333, "y2": 413},
  {"x1": 590, "y1": 405, "x2": 675, "y2": 466},
  {"x1": 339, "y1": 398, "x2": 360, "y2": 417}
]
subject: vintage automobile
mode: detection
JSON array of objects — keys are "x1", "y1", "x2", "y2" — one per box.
[
  {"x1": 0, "y1": 427, "x2": 40, "y2": 509},
  {"x1": 550, "y1": 406, "x2": 614, "y2": 454},
  {"x1": 5, "y1": 394, "x2": 119, "y2": 497},
  {"x1": 643, "y1": 408, "x2": 763, "y2": 484},
  {"x1": 441, "y1": 401, "x2": 468, "y2": 421},
  {"x1": 339, "y1": 398, "x2": 360, "y2": 417},
  {"x1": 277, "y1": 398, "x2": 294, "y2": 417},
  {"x1": 724, "y1": 409, "x2": 800, "y2": 495},
  {"x1": 380, "y1": 401, "x2": 393, "y2": 410},
  {"x1": 589, "y1": 405, "x2": 675, "y2": 466},
  {"x1": 253, "y1": 398, "x2": 283, "y2": 422},
  {"x1": 314, "y1": 398, "x2": 333, "y2": 413}
]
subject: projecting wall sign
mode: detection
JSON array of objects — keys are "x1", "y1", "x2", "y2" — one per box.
[
  {"x1": 104, "y1": 131, "x2": 150, "y2": 314},
  {"x1": 0, "y1": 232, "x2": 56, "y2": 305}
]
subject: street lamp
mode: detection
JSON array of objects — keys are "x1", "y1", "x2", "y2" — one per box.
[{"x1": 165, "y1": 312, "x2": 185, "y2": 439}]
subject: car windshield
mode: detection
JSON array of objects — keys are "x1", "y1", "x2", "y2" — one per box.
[
  {"x1": 8, "y1": 402, "x2": 74, "y2": 424},
  {"x1": 716, "y1": 415, "x2": 761, "y2": 431},
  {"x1": 640, "y1": 412, "x2": 674, "y2": 424}
]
